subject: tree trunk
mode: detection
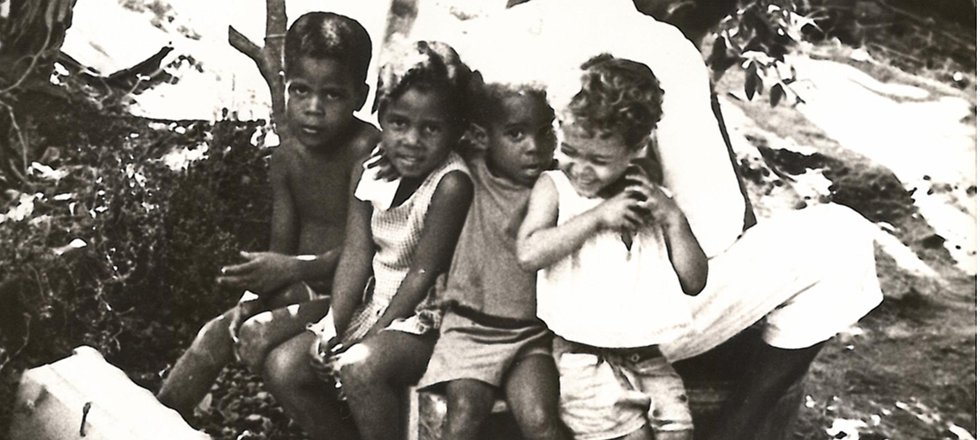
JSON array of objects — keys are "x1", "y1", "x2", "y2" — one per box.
[
  {"x1": 0, "y1": 0, "x2": 76, "y2": 186},
  {"x1": 0, "y1": 0, "x2": 76, "y2": 89},
  {"x1": 229, "y1": 0, "x2": 287, "y2": 137}
]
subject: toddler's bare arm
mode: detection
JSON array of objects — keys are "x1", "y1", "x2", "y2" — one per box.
[{"x1": 517, "y1": 174, "x2": 643, "y2": 270}]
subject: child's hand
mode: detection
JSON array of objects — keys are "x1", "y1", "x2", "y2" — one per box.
[
  {"x1": 308, "y1": 336, "x2": 353, "y2": 401},
  {"x1": 621, "y1": 168, "x2": 685, "y2": 229},
  {"x1": 217, "y1": 251, "x2": 297, "y2": 296},
  {"x1": 365, "y1": 148, "x2": 399, "y2": 182},
  {"x1": 228, "y1": 298, "x2": 264, "y2": 345},
  {"x1": 309, "y1": 334, "x2": 343, "y2": 381},
  {"x1": 593, "y1": 191, "x2": 646, "y2": 232}
]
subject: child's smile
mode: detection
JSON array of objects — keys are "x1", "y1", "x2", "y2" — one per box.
[
  {"x1": 380, "y1": 87, "x2": 459, "y2": 178},
  {"x1": 557, "y1": 124, "x2": 634, "y2": 197}
]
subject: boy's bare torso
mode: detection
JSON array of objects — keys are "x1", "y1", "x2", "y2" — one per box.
[{"x1": 278, "y1": 120, "x2": 379, "y2": 256}]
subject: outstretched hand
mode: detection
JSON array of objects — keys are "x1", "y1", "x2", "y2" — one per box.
[{"x1": 217, "y1": 251, "x2": 297, "y2": 296}]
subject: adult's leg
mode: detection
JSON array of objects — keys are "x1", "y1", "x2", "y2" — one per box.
[
  {"x1": 339, "y1": 330, "x2": 436, "y2": 440},
  {"x1": 264, "y1": 331, "x2": 359, "y2": 440},
  {"x1": 662, "y1": 204, "x2": 882, "y2": 439},
  {"x1": 706, "y1": 343, "x2": 821, "y2": 440},
  {"x1": 622, "y1": 425, "x2": 655, "y2": 440},
  {"x1": 503, "y1": 355, "x2": 571, "y2": 440},
  {"x1": 444, "y1": 379, "x2": 496, "y2": 440}
]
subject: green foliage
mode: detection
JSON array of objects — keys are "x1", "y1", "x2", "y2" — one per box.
[{"x1": 0, "y1": 88, "x2": 275, "y2": 431}]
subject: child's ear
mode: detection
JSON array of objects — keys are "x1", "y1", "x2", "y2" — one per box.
[{"x1": 355, "y1": 82, "x2": 370, "y2": 110}]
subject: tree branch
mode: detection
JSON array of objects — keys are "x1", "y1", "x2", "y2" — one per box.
[
  {"x1": 0, "y1": 23, "x2": 52, "y2": 94},
  {"x1": 228, "y1": 26, "x2": 262, "y2": 63}
]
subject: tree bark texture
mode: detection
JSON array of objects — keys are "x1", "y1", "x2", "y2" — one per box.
[{"x1": 229, "y1": 0, "x2": 287, "y2": 137}]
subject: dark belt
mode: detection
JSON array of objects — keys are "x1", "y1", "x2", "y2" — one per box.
[
  {"x1": 560, "y1": 339, "x2": 664, "y2": 364},
  {"x1": 450, "y1": 303, "x2": 545, "y2": 330}
]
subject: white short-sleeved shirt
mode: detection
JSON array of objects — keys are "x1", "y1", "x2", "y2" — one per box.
[{"x1": 536, "y1": 170, "x2": 692, "y2": 348}]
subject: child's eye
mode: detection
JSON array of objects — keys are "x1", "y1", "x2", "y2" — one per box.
[
  {"x1": 386, "y1": 117, "x2": 408, "y2": 129},
  {"x1": 506, "y1": 129, "x2": 526, "y2": 141},
  {"x1": 591, "y1": 158, "x2": 610, "y2": 166},
  {"x1": 422, "y1": 124, "x2": 442, "y2": 135},
  {"x1": 288, "y1": 85, "x2": 311, "y2": 97},
  {"x1": 323, "y1": 90, "x2": 344, "y2": 101}
]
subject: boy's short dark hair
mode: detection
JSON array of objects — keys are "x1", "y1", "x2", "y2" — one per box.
[
  {"x1": 566, "y1": 53, "x2": 664, "y2": 150},
  {"x1": 284, "y1": 12, "x2": 372, "y2": 83},
  {"x1": 471, "y1": 83, "x2": 554, "y2": 128},
  {"x1": 373, "y1": 40, "x2": 480, "y2": 127}
]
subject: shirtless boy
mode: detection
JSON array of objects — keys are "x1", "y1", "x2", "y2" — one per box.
[{"x1": 156, "y1": 11, "x2": 379, "y2": 420}]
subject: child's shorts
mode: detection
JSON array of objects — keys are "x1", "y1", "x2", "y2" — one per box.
[
  {"x1": 553, "y1": 337, "x2": 693, "y2": 440},
  {"x1": 418, "y1": 306, "x2": 552, "y2": 390}
]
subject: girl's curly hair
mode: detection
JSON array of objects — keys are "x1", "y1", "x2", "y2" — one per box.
[
  {"x1": 566, "y1": 54, "x2": 665, "y2": 150},
  {"x1": 373, "y1": 41, "x2": 482, "y2": 128}
]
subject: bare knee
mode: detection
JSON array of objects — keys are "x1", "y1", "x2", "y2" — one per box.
[
  {"x1": 237, "y1": 318, "x2": 274, "y2": 373},
  {"x1": 263, "y1": 341, "x2": 314, "y2": 391},
  {"x1": 188, "y1": 314, "x2": 234, "y2": 365},
  {"x1": 337, "y1": 343, "x2": 400, "y2": 396},
  {"x1": 446, "y1": 391, "x2": 492, "y2": 428},
  {"x1": 514, "y1": 405, "x2": 564, "y2": 440}
]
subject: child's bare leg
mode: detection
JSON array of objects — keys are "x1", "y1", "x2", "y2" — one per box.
[
  {"x1": 339, "y1": 331, "x2": 436, "y2": 440},
  {"x1": 503, "y1": 355, "x2": 571, "y2": 440},
  {"x1": 263, "y1": 331, "x2": 359, "y2": 440},
  {"x1": 157, "y1": 307, "x2": 238, "y2": 418},
  {"x1": 156, "y1": 283, "x2": 315, "y2": 418},
  {"x1": 707, "y1": 342, "x2": 823, "y2": 440},
  {"x1": 444, "y1": 379, "x2": 496, "y2": 440},
  {"x1": 236, "y1": 293, "x2": 330, "y2": 373}
]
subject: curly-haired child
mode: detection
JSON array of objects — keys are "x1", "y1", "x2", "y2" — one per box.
[{"x1": 517, "y1": 54, "x2": 703, "y2": 440}]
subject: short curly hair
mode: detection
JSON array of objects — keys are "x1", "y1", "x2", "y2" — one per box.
[
  {"x1": 566, "y1": 54, "x2": 664, "y2": 150},
  {"x1": 284, "y1": 12, "x2": 373, "y2": 84},
  {"x1": 373, "y1": 41, "x2": 481, "y2": 128}
]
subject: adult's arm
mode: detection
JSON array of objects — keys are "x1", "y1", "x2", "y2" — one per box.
[{"x1": 623, "y1": 16, "x2": 747, "y2": 258}]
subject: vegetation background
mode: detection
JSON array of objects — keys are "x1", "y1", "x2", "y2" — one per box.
[{"x1": 0, "y1": 0, "x2": 974, "y2": 439}]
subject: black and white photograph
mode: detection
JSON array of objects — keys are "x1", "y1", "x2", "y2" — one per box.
[{"x1": 0, "y1": 1, "x2": 976, "y2": 439}]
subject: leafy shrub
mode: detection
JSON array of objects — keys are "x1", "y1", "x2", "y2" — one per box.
[{"x1": 0, "y1": 88, "x2": 274, "y2": 432}]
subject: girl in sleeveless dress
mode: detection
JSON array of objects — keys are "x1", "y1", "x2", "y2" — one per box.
[{"x1": 306, "y1": 40, "x2": 477, "y2": 440}]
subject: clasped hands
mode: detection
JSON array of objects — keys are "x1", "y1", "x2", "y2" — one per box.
[{"x1": 594, "y1": 166, "x2": 684, "y2": 234}]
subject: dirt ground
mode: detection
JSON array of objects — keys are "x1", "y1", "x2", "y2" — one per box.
[{"x1": 713, "y1": 45, "x2": 977, "y2": 439}]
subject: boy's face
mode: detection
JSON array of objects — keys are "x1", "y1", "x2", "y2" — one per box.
[
  {"x1": 285, "y1": 56, "x2": 366, "y2": 151},
  {"x1": 379, "y1": 87, "x2": 460, "y2": 178},
  {"x1": 484, "y1": 93, "x2": 556, "y2": 187},
  {"x1": 557, "y1": 122, "x2": 642, "y2": 197}
]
